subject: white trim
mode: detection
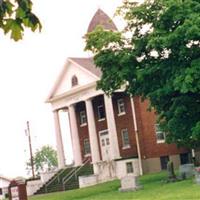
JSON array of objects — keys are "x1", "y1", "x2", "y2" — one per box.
[
  {"x1": 47, "y1": 82, "x2": 97, "y2": 103},
  {"x1": 68, "y1": 58, "x2": 101, "y2": 80},
  {"x1": 157, "y1": 140, "x2": 165, "y2": 144},
  {"x1": 46, "y1": 59, "x2": 69, "y2": 102},
  {"x1": 98, "y1": 118, "x2": 105, "y2": 122},
  {"x1": 80, "y1": 123, "x2": 87, "y2": 127},
  {"x1": 122, "y1": 145, "x2": 131, "y2": 150},
  {"x1": 118, "y1": 112, "x2": 126, "y2": 116},
  {"x1": 51, "y1": 85, "x2": 104, "y2": 111},
  {"x1": 99, "y1": 129, "x2": 109, "y2": 136},
  {"x1": 46, "y1": 58, "x2": 100, "y2": 102},
  {"x1": 84, "y1": 153, "x2": 91, "y2": 157}
]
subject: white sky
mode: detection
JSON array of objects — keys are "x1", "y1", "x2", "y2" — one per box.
[{"x1": 0, "y1": 0, "x2": 124, "y2": 178}]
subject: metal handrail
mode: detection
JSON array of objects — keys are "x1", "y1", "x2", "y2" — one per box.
[
  {"x1": 45, "y1": 167, "x2": 66, "y2": 193},
  {"x1": 62, "y1": 159, "x2": 90, "y2": 190}
]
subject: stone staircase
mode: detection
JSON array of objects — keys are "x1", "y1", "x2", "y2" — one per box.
[{"x1": 34, "y1": 163, "x2": 93, "y2": 195}]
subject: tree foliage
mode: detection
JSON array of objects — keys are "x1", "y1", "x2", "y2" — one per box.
[
  {"x1": 85, "y1": 0, "x2": 200, "y2": 148},
  {"x1": 27, "y1": 145, "x2": 58, "y2": 175},
  {"x1": 0, "y1": 0, "x2": 41, "y2": 41}
]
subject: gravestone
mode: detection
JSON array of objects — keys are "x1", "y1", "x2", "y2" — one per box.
[
  {"x1": 179, "y1": 164, "x2": 195, "y2": 179},
  {"x1": 119, "y1": 175, "x2": 141, "y2": 192},
  {"x1": 167, "y1": 161, "x2": 177, "y2": 182},
  {"x1": 194, "y1": 167, "x2": 200, "y2": 184}
]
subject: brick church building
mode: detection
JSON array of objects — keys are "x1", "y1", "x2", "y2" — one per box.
[{"x1": 46, "y1": 9, "x2": 190, "y2": 180}]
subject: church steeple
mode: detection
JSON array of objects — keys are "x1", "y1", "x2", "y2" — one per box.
[{"x1": 87, "y1": 9, "x2": 117, "y2": 33}]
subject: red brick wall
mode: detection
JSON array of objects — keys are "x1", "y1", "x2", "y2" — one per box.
[
  {"x1": 134, "y1": 97, "x2": 188, "y2": 159},
  {"x1": 75, "y1": 102, "x2": 91, "y2": 162},
  {"x1": 74, "y1": 93, "x2": 188, "y2": 164},
  {"x1": 112, "y1": 93, "x2": 138, "y2": 158}
]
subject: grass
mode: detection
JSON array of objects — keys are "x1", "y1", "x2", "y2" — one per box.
[{"x1": 30, "y1": 172, "x2": 200, "y2": 200}]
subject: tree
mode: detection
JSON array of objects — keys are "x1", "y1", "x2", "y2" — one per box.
[
  {"x1": 85, "y1": 0, "x2": 200, "y2": 148},
  {"x1": 27, "y1": 145, "x2": 58, "y2": 175},
  {"x1": 0, "y1": 0, "x2": 41, "y2": 41}
]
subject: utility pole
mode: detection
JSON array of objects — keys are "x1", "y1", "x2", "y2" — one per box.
[{"x1": 25, "y1": 121, "x2": 35, "y2": 178}]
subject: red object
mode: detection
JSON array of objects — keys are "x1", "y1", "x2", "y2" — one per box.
[{"x1": 8, "y1": 180, "x2": 27, "y2": 200}]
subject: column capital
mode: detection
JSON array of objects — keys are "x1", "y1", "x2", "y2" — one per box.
[
  {"x1": 84, "y1": 97, "x2": 94, "y2": 103},
  {"x1": 67, "y1": 103, "x2": 76, "y2": 108}
]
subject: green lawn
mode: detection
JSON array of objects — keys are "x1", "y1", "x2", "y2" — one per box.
[{"x1": 30, "y1": 172, "x2": 200, "y2": 200}]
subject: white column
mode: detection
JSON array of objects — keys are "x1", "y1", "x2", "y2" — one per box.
[
  {"x1": 85, "y1": 99, "x2": 100, "y2": 163},
  {"x1": 68, "y1": 105, "x2": 82, "y2": 166},
  {"x1": 130, "y1": 97, "x2": 143, "y2": 175},
  {"x1": 53, "y1": 110, "x2": 65, "y2": 169},
  {"x1": 104, "y1": 94, "x2": 120, "y2": 159}
]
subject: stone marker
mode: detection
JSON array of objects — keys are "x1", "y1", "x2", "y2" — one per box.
[
  {"x1": 119, "y1": 175, "x2": 142, "y2": 192},
  {"x1": 194, "y1": 167, "x2": 200, "y2": 184},
  {"x1": 167, "y1": 161, "x2": 177, "y2": 182},
  {"x1": 179, "y1": 164, "x2": 194, "y2": 179}
]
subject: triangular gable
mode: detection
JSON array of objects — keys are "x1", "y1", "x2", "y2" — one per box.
[{"x1": 46, "y1": 57, "x2": 100, "y2": 101}]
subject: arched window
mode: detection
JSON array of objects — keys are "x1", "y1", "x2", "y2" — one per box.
[{"x1": 71, "y1": 75, "x2": 78, "y2": 87}]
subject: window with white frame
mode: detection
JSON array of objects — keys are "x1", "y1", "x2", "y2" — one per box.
[
  {"x1": 121, "y1": 128, "x2": 130, "y2": 148},
  {"x1": 126, "y1": 162, "x2": 134, "y2": 173},
  {"x1": 155, "y1": 124, "x2": 165, "y2": 143},
  {"x1": 83, "y1": 138, "x2": 91, "y2": 155},
  {"x1": 117, "y1": 98, "x2": 126, "y2": 115},
  {"x1": 80, "y1": 110, "x2": 87, "y2": 125},
  {"x1": 97, "y1": 105, "x2": 105, "y2": 120}
]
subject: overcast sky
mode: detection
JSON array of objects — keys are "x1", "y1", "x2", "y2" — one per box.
[{"x1": 0, "y1": 0, "x2": 124, "y2": 178}]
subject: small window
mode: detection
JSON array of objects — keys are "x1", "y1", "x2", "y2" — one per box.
[
  {"x1": 106, "y1": 138, "x2": 110, "y2": 145},
  {"x1": 101, "y1": 139, "x2": 105, "y2": 146},
  {"x1": 155, "y1": 124, "x2": 165, "y2": 143},
  {"x1": 160, "y1": 155, "x2": 169, "y2": 170},
  {"x1": 117, "y1": 98, "x2": 126, "y2": 115},
  {"x1": 71, "y1": 75, "x2": 78, "y2": 87},
  {"x1": 180, "y1": 153, "x2": 190, "y2": 165},
  {"x1": 80, "y1": 110, "x2": 87, "y2": 125},
  {"x1": 121, "y1": 129, "x2": 130, "y2": 148},
  {"x1": 97, "y1": 105, "x2": 105, "y2": 120},
  {"x1": 126, "y1": 162, "x2": 134, "y2": 174},
  {"x1": 84, "y1": 138, "x2": 91, "y2": 155}
]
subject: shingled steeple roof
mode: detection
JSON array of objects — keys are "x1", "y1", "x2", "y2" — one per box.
[{"x1": 87, "y1": 9, "x2": 117, "y2": 33}]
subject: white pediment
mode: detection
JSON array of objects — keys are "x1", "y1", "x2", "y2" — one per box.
[{"x1": 47, "y1": 58, "x2": 100, "y2": 101}]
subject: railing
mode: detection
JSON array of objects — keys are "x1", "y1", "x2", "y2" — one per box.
[
  {"x1": 62, "y1": 159, "x2": 90, "y2": 191},
  {"x1": 45, "y1": 167, "x2": 66, "y2": 193}
]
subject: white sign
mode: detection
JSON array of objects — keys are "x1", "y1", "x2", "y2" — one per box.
[{"x1": 11, "y1": 187, "x2": 19, "y2": 200}]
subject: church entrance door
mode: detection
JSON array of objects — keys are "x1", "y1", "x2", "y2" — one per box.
[{"x1": 99, "y1": 130, "x2": 111, "y2": 161}]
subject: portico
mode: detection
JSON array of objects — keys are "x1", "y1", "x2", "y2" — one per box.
[{"x1": 50, "y1": 80, "x2": 121, "y2": 169}]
